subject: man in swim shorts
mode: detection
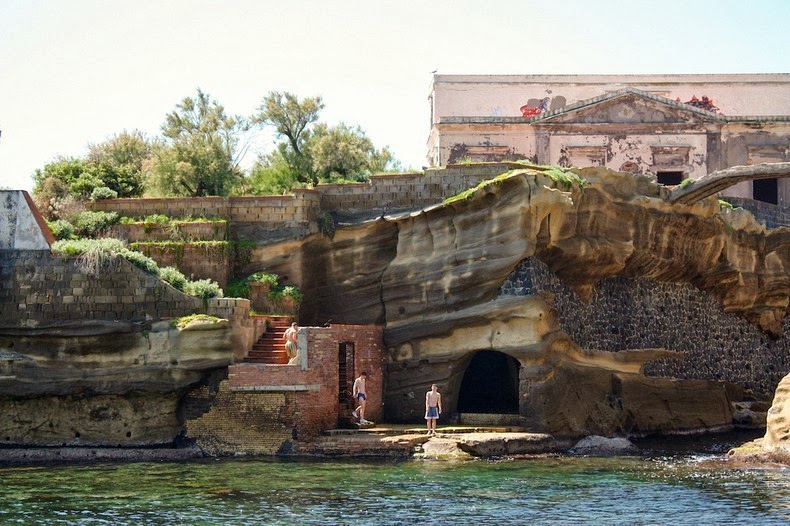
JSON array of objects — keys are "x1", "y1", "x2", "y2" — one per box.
[
  {"x1": 425, "y1": 384, "x2": 442, "y2": 435},
  {"x1": 352, "y1": 372, "x2": 370, "y2": 424}
]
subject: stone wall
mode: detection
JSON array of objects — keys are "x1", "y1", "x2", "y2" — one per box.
[
  {"x1": 724, "y1": 197, "x2": 790, "y2": 228},
  {"x1": 0, "y1": 250, "x2": 202, "y2": 326},
  {"x1": 88, "y1": 164, "x2": 517, "y2": 228},
  {"x1": 106, "y1": 221, "x2": 228, "y2": 243},
  {"x1": 500, "y1": 258, "x2": 790, "y2": 398},
  {"x1": 131, "y1": 242, "x2": 233, "y2": 288},
  {"x1": 0, "y1": 249, "x2": 255, "y2": 329},
  {"x1": 184, "y1": 324, "x2": 386, "y2": 455}
]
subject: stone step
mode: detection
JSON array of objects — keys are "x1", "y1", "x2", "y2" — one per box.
[
  {"x1": 322, "y1": 424, "x2": 528, "y2": 437},
  {"x1": 457, "y1": 413, "x2": 527, "y2": 427}
]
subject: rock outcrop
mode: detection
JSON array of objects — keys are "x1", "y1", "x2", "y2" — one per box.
[
  {"x1": 253, "y1": 166, "x2": 789, "y2": 439},
  {"x1": 0, "y1": 318, "x2": 234, "y2": 446}
]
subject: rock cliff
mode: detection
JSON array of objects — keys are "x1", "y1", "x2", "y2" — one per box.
[
  {"x1": 0, "y1": 318, "x2": 234, "y2": 446},
  {"x1": 254, "y1": 165, "x2": 789, "y2": 438}
]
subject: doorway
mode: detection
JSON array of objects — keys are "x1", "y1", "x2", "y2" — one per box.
[
  {"x1": 338, "y1": 342, "x2": 355, "y2": 410},
  {"x1": 457, "y1": 351, "x2": 520, "y2": 413}
]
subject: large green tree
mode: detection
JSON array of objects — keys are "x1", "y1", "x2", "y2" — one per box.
[
  {"x1": 86, "y1": 130, "x2": 151, "y2": 198},
  {"x1": 251, "y1": 91, "x2": 402, "y2": 192},
  {"x1": 148, "y1": 89, "x2": 249, "y2": 197}
]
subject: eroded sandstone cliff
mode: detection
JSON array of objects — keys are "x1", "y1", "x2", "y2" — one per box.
[{"x1": 253, "y1": 165, "x2": 789, "y2": 438}]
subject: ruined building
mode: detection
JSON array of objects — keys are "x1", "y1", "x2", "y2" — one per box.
[{"x1": 426, "y1": 74, "x2": 790, "y2": 204}]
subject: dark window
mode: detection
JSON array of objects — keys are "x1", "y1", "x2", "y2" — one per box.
[
  {"x1": 657, "y1": 171, "x2": 684, "y2": 186},
  {"x1": 753, "y1": 178, "x2": 778, "y2": 205}
]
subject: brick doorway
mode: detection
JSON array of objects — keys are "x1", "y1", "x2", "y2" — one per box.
[
  {"x1": 338, "y1": 342, "x2": 355, "y2": 415},
  {"x1": 457, "y1": 351, "x2": 520, "y2": 414}
]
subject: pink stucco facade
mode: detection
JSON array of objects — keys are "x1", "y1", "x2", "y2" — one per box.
[{"x1": 427, "y1": 74, "x2": 790, "y2": 204}]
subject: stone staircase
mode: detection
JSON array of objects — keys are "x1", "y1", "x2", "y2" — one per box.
[{"x1": 245, "y1": 316, "x2": 293, "y2": 364}]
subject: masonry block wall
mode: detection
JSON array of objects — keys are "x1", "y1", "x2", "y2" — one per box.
[
  {"x1": 184, "y1": 324, "x2": 386, "y2": 454},
  {"x1": 500, "y1": 257, "x2": 790, "y2": 398},
  {"x1": 0, "y1": 249, "x2": 252, "y2": 328},
  {"x1": 131, "y1": 242, "x2": 232, "y2": 287},
  {"x1": 0, "y1": 250, "x2": 202, "y2": 326},
  {"x1": 106, "y1": 221, "x2": 228, "y2": 243}
]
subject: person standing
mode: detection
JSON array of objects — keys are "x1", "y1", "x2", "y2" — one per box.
[
  {"x1": 283, "y1": 322, "x2": 298, "y2": 363},
  {"x1": 425, "y1": 384, "x2": 442, "y2": 435},
  {"x1": 352, "y1": 372, "x2": 370, "y2": 424}
]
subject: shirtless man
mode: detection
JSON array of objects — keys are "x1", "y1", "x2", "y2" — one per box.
[
  {"x1": 283, "y1": 322, "x2": 298, "y2": 363},
  {"x1": 352, "y1": 372, "x2": 370, "y2": 424},
  {"x1": 425, "y1": 384, "x2": 442, "y2": 435}
]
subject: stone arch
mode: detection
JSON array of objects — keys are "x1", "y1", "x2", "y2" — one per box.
[{"x1": 456, "y1": 350, "x2": 520, "y2": 414}]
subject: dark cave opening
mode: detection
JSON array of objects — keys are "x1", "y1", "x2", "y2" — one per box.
[{"x1": 457, "y1": 351, "x2": 520, "y2": 414}]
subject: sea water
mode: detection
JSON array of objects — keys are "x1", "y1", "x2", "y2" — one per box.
[{"x1": 1, "y1": 440, "x2": 789, "y2": 525}]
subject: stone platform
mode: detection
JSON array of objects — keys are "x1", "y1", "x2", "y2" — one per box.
[{"x1": 294, "y1": 424, "x2": 572, "y2": 459}]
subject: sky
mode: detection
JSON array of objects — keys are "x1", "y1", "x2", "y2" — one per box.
[{"x1": 1, "y1": 0, "x2": 788, "y2": 191}]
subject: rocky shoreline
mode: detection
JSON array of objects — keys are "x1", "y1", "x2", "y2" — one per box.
[{"x1": 2, "y1": 427, "x2": 774, "y2": 467}]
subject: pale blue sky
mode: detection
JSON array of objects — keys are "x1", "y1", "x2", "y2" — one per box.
[{"x1": 1, "y1": 0, "x2": 788, "y2": 191}]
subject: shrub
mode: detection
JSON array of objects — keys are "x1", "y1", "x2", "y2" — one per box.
[
  {"x1": 249, "y1": 272, "x2": 279, "y2": 288},
  {"x1": 68, "y1": 210, "x2": 119, "y2": 238},
  {"x1": 52, "y1": 237, "x2": 126, "y2": 257},
  {"x1": 118, "y1": 248, "x2": 159, "y2": 275},
  {"x1": 90, "y1": 186, "x2": 118, "y2": 201},
  {"x1": 185, "y1": 279, "x2": 223, "y2": 301},
  {"x1": 173, "y1": 313, "x2": 222, "y2": 330},
  {"x1": 281, "y1": 285, "x2": 303, "y2": 303},
  {"x1": 159, "y1": 266, "x2": 188, "y2": 291},
  {"x1": 48, "y1": 219, "x2": 75, "y2": 240},
  {"x1": 224, "y1": 278, "x2": 250, "y2": 299}
]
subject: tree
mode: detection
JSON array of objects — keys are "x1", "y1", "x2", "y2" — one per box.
[
  {"x1": 254, "y1": 91, "x2": 323, "y2": 185},
  {"x1": 85, "y1": 130, "x2": 151, "y2": 197},
  {"x1": 255, "y1": 91, "x2": 323, "y2": 158},
  {"x1": 148, "y1": 89, "x2": 249, "y2": 197},
  {"x1": 252, "y1": 91, "x2": 403, "y2": 192},
  {"x1": 309, "y1": 123, "x2": 403, "y2": 183}
]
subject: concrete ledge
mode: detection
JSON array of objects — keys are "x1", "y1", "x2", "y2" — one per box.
[{"x1": 230, "y1": 384, "x2": 321, "y2": 392}]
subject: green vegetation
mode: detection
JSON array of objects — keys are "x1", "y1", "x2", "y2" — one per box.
[
  {"x1": 51, "y1": 238, "x2": 223, "y2": 301},
  {"x1": 47, "y1": 219, "x2": 75, "y2": 241},
  {"x1": 159, "y1": 266, "x2": 188, "y2": 291},
  {"x1": 172, "y1": 313, "x2": 223, "y2": 330},
  {"x1": 679, "y1": 178, "x2": 695, "y2": 189},
  {"x1": 32, "y1": 89, "x2": 405, "y2": 206},
  {"x1": 225, "y1": 271, "x2": 279, "y2": 299},
  {"x1": 718, "y1": 199, "x2": 734, "y2": 210},
  {"x1": 147, "y1": 89, "x2": 249, "y2": 197},
  {"x1": 443, "y1": 165, "x2": 586, "y2": 206},
  {"x1": 247, "y1": 91, "x2": 402, "y2": 194}
]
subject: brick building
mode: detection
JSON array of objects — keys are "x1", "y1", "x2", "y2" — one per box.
[{"x1": 426, "y1": 74, "x2": 790, "y2": 205}]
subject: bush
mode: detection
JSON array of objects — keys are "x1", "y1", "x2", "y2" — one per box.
[
  {"x1": 48, "y1": 219, "x2": 75, "y2": 240},
  {"x1": 90, "y1": 186, "x2": 118, "y2": 201},
  {"x1": 51, "y1": 237, "x2": 126, "y2": 257},
  {"x1": 159, "y1": 266, "x2": 188, "y2": 291},
  {"x1": 118, "y1": 248, "x2": 159, "y2": 275},
  {"x1": 185, "y1": 279, "x2": 223, "y2": 301},
  {"x1": 281, "y1": 285, "x2": 303, "y2": 303},
  {"x1": 68, "y1": 210, "x2": 119, "y2": 238},
  {"x1": 249, "y1": 272, "x2": 279, "y2": 288},
  {"x1": 224, "y1": 278, "x2": 250, "y2": 299}
]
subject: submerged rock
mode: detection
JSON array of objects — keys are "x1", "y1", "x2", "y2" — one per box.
[{"x1": 568, "y1": 435, "x2": 639, "y2": 456}]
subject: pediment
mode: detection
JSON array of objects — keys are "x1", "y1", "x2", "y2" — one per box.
[{"x1": 534, "y1": 89, "x2": 725, "y2": 126}]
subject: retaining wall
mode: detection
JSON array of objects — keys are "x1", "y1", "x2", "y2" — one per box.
[{"x1": 500, "y1": 257, "x2": 790, "y2": 398}]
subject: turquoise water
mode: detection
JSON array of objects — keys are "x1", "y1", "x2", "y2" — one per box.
[{"x1": 1, "y1": 450, "x2": 789, "y2": 525}]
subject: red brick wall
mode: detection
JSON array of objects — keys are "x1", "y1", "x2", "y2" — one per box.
[{"x1": 184, "y1": 324, "x2": 386, "y2": 454}]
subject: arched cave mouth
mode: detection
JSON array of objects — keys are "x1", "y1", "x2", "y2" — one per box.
[{"x1": 457, "y1": 350, "x2": 520, "y2": 414}]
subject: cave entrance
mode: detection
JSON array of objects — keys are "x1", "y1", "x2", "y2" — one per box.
[{"x1": 457, "y1": 351, "x2": 520, "y2": 414}]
